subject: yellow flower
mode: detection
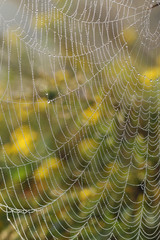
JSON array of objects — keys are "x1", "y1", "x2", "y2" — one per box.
[
  {"x1": 78, "y1": 138, "x2": 97, "y2": 156},
  {"x1": 14, "y1": 102, "x2": 33, "y2": 121},
  {"x1": 140, "y1": 67, "x2": 160, "y2": 86},
  {"x1": 56, "y1": 70, "x2": 69, "y2": 83},
  {"x1": 50, "y1": 70, "x2": 70, "y2": 88},
  {"x1": 122, "y1": 27, "x2": 138, "y2": 46},
  {"x1": 33, "y1": 12, "x2": 63, "y2": 29},
  {"x1": 79, "y1": 188, "x2": 94, "y2": 201},
  {"x1": 7, "y1": 31, "x2": 20, "y2": 46},
  {"x1": 82, "y1": 96, "x2": 102, "y2": 124},
  {"x1": 33, "y1": 13, "x2": 51, "y2": 29},
  {"x1": 95, "y1": 95, "x2": 102, "y2": 103},
  {"x1": 34, "y1": 157, "x2": 60, "y2": 180},
  {"x1": 35, "y1": 98, "x2": 48, "y2": 111},
  {"x1": 83, "y1": 106, "x2": 100, "y2": 124},
  {"x1": 4, "y1": 126, "x2": 37, "y2": 155},
  {"x1": 105, "y1": 163, "x2": 118, "y2": 174}
]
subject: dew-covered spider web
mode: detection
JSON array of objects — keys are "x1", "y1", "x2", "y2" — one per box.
[{"x1": 0, "y1": 0, "x2": 159, "y2": 239}]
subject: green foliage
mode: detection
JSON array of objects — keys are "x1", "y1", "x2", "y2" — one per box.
[{"x1": 0, "y1": 11, "x2": 159, "y2": 240}]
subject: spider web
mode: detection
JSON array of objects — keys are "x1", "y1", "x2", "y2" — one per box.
[{"x1": 0, "y1": 0, "x2": 159, "y2": 239}]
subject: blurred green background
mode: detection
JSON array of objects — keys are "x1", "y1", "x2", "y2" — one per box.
[{"x1": 0, "y1": 1, "x2": 159, "y2": 239}]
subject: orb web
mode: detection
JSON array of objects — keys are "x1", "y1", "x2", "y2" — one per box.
[{"x1": 0, "y1": 0, "x2": 159, "y2": 239}]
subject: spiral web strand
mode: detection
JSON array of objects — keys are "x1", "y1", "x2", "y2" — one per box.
[{"x1": 0, "y1": 0, "x2": 159, "y2": 239}]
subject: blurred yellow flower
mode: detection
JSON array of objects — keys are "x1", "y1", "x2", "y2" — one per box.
[
  {"x1": 56, "y1": 70, "x2": 69, "y2": 83},
  {"x1": 95, "y1": 95, "x2": 102, "y2": 103},
  {"x1": 33, "y1": 13, "x2": 51, "y2": 28},
  {"x1": 33, "y1": 12, "x2": 63, "y2": 29},
  {"x1": 7, "y1": 31, "x2": 20, "y2": 46},
  {"x1": 82, "y1": 95, "x2": 102, "y2": 124},
  {"x1": 14, "y1": 102, "x2": 33, "y2": 121},
  {"x1": 5, "y1": 126, "x2": 37, "y2": 155},
  {"x1": 35, "y1": 98, "x2": 48, "y2": 111},
  {"x1": 83, "y1": 106, "x2": 100, "y2": 124},
  {"x1": 78, "y1": 138, "x2": 97, "y2": 156},
  {"x1": 105, "y1": 163, "x2": 118, "y2": 174},
  {"x1": 50, "y1": 70, "x2": 70, "y2": 88},
  {"x1": 34, "y1": 157, "x2": 60, "y2": 180},
  {"x1": 140, "y1": 67, "x2": 160, "y2": 86},
  {"x1": 37, "y1": 14, "x2": 49, "y2": 28},
  {"x1": 122, "y1": 27, "x2": 137, "y2": 46},
  {"x1": 79, "y1": 188, "x2": 94, "y2": 201}
]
